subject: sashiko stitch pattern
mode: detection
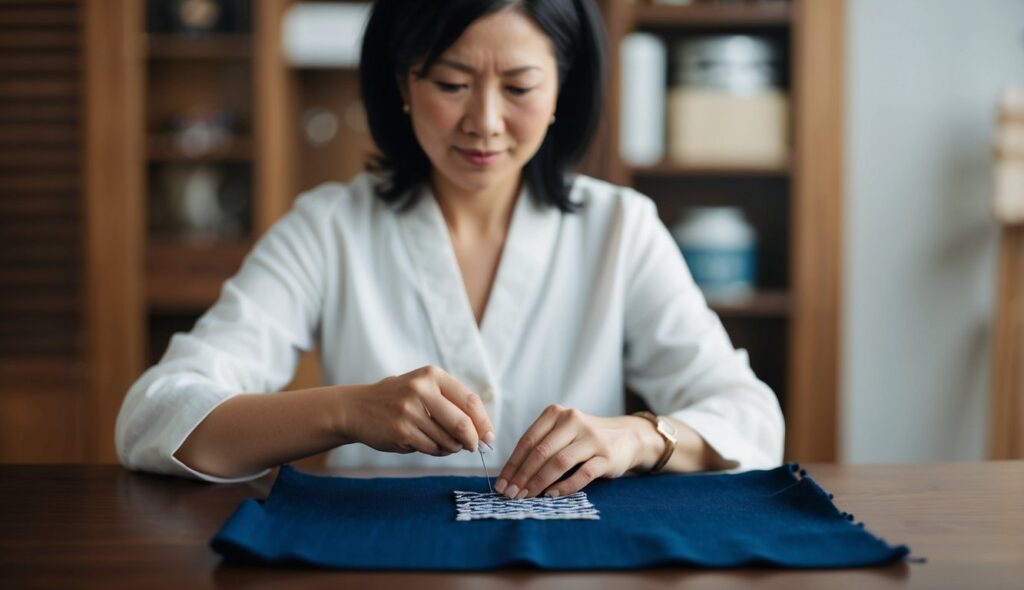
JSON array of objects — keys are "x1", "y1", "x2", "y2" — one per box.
[{"x1": 454, "y1": 490, "x2": 600, "y2": 521}]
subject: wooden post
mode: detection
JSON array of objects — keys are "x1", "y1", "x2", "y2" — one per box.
[
  {"x1": 991, "y1": 227, "x2": 1024, "y2": 458},
  {"x1": 83, "y1": 0, "x2": 145, "y2": 462},
  {"x1": 787, "y1": 0, "x2": 845, "y2": 461},
  {"x1": 991, "y1": 89, "x2": 1024, "y2": 459},
  {"x1": 253, "y1": 0, "x2": 299, "y2": 235}
]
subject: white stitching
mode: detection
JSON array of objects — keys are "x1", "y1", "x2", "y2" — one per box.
[{"x1": 454, "y1": 491, "x2": 600, "y2": 521}]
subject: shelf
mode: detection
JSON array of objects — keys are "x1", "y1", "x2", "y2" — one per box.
[
  {"x1": 144, "y1": 34, "x2": 251, "y2": 60},
  {"x1": 147, "y1": 135, "x2": 252, "y2": 162},
  {"x1": 630, "y1": 2, "x2": 792, "y2": 28},
  {"x1": 146, "y1": 273, "x2": 227, "y2": 311},
  {"x1": 632, "y1": 161, "x2": 790, "y2": 178},
  {"x1": 145, "y1": 238, "x2": 251, "y2": 311},
  {"x1": 707, "y1": 289, "x2": 791, "y2": 317}
]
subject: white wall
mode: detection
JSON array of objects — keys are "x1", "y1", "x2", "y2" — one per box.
[{"x1": 843, "y1": 0, "x2": 1024, "y2": 462}]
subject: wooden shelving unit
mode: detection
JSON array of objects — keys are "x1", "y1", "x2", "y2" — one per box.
[
  {"x1": 632, "y1": 162, "x2": 791, "y2": 178},
  {"x1": 144, "y1": 34, "x2": 251, "y2": 60},
  {"x1": 630, "y1": 2, "x2": 792, "y2": 28},
  {"x1": 135, "y1": 2, "x2": 285, "y2": 366},
  {"x1": 145, "y1": 237, "x2": 250, "y2": 270},
  {"x1": 708, "y1": 289, "x2": 792, "y2": 318},
  {"x1": 600, "y1": 0, "x2": 843, "y2": 461},
  {"x1": 146, "y1": 134, "x2": 253, "y2": 161}
]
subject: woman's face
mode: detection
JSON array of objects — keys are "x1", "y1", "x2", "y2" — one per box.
[{"x1": 405, "y1": 9, "x2": 559, "y2": 200}]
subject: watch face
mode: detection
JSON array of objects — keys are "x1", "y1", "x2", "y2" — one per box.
[{"x1": 658, "y1": 418, "x2": 677, "y2": 437}]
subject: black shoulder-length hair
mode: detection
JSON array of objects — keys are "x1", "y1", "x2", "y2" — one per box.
[{"x1": 359, "y1": 0, "x2": 607, "y2": 212}]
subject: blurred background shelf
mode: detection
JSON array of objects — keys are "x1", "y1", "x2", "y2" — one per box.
[
  {"x1": 145, "y1": 238, "x2": 250, "y2": 310},
  {"x1": 145, "y1": 238, "x2": 250, "y2": 275},
  {"x1": 145, "y1": 274, "x2": 229, "y2": 311},
  {"x1": 709, "y1": 289, "x2": 792, "y2": 318},
  {"x1": 630, "y1": 2, "x2": 792, "y2": 28},
  {"x1": 144, "y1": 34, "x2": 251, "y2": 60},
  {"x1": 631, "y1": 161, "x2": 791, "y2": 179},
  {"x1": 146, "y1": 134, "x2": 253, "y2": 161}
]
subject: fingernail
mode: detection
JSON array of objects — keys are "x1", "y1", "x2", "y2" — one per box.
[
  {"x1": 505, "y1": 484, "x2": 519, "y2": 498},
  {"x1": 515, "y1": 488, "x2": 529, "y2": 500},
  {"x1": 545, "y1": 489, "x2": 559, "y2": 498},
  {"x1": 482, "y1": 431, "x2": 496, "y2": 445},
  {"x1": 495, "y1": 478, "x2": 507, "y2": 494}
]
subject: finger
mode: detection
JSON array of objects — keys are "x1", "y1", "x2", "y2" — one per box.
[
  {"x1": 496, "y1": 405, "x2": 562, "y2": 496},
  {"x1": 412, "y1": 407, "x2": 464, "y2": 454},
  {"x1": 521, "y1": 441, "x2": 595, "y2": 499},
  {"x1": 421, "y1": 379, "x2": 484, "y2": 452},
  {"x1": 404, "y1": 428, "x2": 444, "y2": 457},
  {"x1": 506, "y1": 422, "x2": 580, "y2": 499},
  {"x1": 543, "y1": 456, "x2": 609, "y2": 498},
  {"x1": 435, "y1": 370, "x2": 496, "y2": 446}
]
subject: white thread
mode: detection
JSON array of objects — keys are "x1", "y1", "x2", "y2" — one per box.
[{"x1": 454, "y1": 491, "x2": 600, "y2": 521}]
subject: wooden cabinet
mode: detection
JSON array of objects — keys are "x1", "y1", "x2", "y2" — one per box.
[
  {"x1": 7, "y1": 0, "x2": 840, "y2": 463},
  {"x1": 600, "y1": 0, "x2": 844, "y2": 461},
  {"x1": 0, "y1": 0, "x2": 91, "y2": 461},
  {"x1": 141, "y1": 4, "x2": 253, "y2": 362}
]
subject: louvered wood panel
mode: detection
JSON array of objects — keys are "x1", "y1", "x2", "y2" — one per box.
[{"x1": 0, "y1": 0, "x2": 86, "y2": 460}]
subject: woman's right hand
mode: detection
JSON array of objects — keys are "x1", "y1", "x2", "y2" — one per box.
[{"x1": 339, "y1": 365, "x2": 496, "y2": 457}]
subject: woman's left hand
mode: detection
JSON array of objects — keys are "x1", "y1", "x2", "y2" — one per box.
[{"x1": 494, "y1": 404, "x2": 650, "y2": 499}]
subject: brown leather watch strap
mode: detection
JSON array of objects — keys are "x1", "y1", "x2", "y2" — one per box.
[{"x1": 632, "y1": 411, "x2": 677, "y2": 473}]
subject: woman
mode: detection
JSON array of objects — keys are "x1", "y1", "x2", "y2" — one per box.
[{"x1": 115, "y1": 0, "x2": 784, "y2": 500}]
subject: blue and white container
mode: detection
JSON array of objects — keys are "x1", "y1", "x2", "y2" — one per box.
[{"x1": 671, "y1": 207, "x2": 757, "y2": 300}]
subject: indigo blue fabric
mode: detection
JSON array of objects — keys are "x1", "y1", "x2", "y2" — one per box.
[{"x1": 210, "y1": 463, "x2": 910, "y2": 570}]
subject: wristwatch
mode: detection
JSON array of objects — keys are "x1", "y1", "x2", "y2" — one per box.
[{"x1": 632, "y1": 411, "x2": 678, "y2": 473}]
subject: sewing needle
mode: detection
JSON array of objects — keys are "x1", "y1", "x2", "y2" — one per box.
[{"x1": 478, "y1": 440, "x2": 494, "y2": 493}]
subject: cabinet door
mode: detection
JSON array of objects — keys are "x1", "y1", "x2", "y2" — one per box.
[{"x1": 0, "y1": 0, "x2": 90, "y2": 461}]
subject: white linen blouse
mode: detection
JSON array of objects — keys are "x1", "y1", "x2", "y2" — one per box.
[{"x1": 115, "y1": 172, "x2": 784, "y2": 482}]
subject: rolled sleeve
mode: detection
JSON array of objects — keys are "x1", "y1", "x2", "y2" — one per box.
[
  {"x1": 115, "y1": 188, "x2": 337, "y2": 481},
  {"x1": 116, "y1": 370, "x2": 270, "y2": 483}
]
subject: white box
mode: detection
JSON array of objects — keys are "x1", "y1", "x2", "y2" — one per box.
[{"x1": 668, "y1": 88, "x2": 789, "y2": 167}]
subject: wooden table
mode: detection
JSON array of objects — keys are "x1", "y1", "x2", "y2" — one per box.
[{"x1": 1, "y1": 462, "x2": 1021, "y2": 589}]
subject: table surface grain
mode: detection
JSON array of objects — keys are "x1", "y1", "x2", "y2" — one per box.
[{"x1": 0, "y1": 462, "x2": 1021, "y2": 590}]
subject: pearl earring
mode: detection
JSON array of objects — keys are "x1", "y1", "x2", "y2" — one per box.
[
  {"x1": 403, "y1": 104, "x2": 410, "y2": 114},
  {"x1": 550, "y1": 114, "x2": 556, "y2": 125}
]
